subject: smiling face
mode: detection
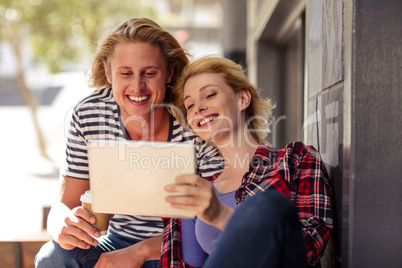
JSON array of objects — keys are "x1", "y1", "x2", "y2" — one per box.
[
  {"x1": 183, "y1": 73, "x2": 248, "y2": 144},
  {"x1": 105, "y1": 42, "x2": 172, "y2": 121}
]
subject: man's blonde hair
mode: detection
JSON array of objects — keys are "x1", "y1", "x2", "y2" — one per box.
[{"x1": 88, "y1": 18, "x2": 189, "y2": 103}]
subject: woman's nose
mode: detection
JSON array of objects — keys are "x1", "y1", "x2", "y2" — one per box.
[{"x1": 194, "y1": 102, "x2": 206, "y2": 114}]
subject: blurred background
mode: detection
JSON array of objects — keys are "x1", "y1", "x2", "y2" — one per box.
[
  {"x1": 0, "y1": 0, "x2": 226, "y2": 265},
  {"x1": 1, "y1": 0, "x2": 401, "y2": 267},
  {"x1": 0, "y1": 0, "x2": 223, "y2": 235}
]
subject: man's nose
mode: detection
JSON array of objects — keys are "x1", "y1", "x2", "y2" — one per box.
[{"x1": 131, "y1": 76, "x2": 145, "y2": 91}]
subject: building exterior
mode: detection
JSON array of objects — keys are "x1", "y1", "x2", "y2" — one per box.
[{"x1": 223, "y1": 0, "x2": 402, "y2": 267}]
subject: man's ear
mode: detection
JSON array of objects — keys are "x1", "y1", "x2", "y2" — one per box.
[
  {"x1": 239, "y1": 90, "x2": 251, "y2": 111},
  {"x1": 166, "y1": 67, "x2": 174, "y2": 84},
  {"x1": 104, "y1": 62, "x2": 112, "y2": 84}
]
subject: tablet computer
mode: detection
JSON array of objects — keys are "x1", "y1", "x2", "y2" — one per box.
[{"x1": 88, "y1": 140, "x2": 196, "y2": 218}]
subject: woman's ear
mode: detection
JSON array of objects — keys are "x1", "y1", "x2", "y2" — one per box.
[
  {"x1": 104, "y1": 62, "x2": 112, "y2": 84},
  {"x1": 239, "y1": 90, "x2": 251, "y2": 111}
]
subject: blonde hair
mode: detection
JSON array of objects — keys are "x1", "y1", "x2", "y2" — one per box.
[
  {"x1": 88, "y1": 18, "x2": 189, "y2": 103},
  {"x1": 171, "y1": 55, "x2": 275, "y2": 144}
]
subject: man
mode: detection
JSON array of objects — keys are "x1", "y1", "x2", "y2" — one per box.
[{"x1": 35, "y1": 18, "x2": 222, "y2": 268}]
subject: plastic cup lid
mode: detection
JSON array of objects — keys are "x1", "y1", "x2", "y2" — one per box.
[{"x1": 80, "y1": 190, "x2": 92, "y2": 204}]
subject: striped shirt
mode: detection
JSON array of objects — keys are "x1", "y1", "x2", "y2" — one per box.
[{"x1": 61, "y1": 87, "x2": 224, "y2": 240}]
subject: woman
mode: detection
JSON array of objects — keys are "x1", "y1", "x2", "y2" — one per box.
[{"x1": 161, "y1": 56, "x2": 333, "y2": 267}]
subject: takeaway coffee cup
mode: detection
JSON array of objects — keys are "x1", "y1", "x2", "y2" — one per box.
[{"x1": 80, "y1": 190, "x2": 110, "y2": 235}]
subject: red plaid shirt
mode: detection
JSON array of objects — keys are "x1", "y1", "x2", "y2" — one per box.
[{"x1": 159, "y1": 142, "x2": 333, "y2": 267}]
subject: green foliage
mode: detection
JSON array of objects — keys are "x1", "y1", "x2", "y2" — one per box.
[{"x1": 0, "y1": 0, "x2": 156, "y2": 72}]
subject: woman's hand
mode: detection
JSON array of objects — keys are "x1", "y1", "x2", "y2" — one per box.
[{"x1": 165, "y1": 174, "x2": 233, "y2": 230}]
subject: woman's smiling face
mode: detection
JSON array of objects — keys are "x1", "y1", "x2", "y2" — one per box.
[
  {"x1": 106, "y1": 42, "x2": 172, "y2": 121},
  {"x1": 183, "y1": 73, "x2": 243, "y2": 144}
]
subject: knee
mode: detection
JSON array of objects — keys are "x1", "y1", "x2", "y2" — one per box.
[
  {"x1": 35, "y1": 240, "x2": 69, "y2": 267},
  {"x1": 237, "y1": 190, "x2": 298, "y2": 228}
]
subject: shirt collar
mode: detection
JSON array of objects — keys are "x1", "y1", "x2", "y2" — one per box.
[{"x1": 250, "y1": 143, "x2": 276, "y2": 169}]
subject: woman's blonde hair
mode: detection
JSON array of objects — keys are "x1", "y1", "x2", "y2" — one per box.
[
  {"x1": 170, "y1": 55, "x2": 275, "y2": 144},
  {"x1": 88, "y1": 17, "x2": 189, "y2": 103}
]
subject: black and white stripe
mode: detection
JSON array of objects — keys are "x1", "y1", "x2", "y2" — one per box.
[{"x1": 61, "y1": 87, "x2": 223, "y2": 240}]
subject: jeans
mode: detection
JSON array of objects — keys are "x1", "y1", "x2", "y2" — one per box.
[
  {"x1": 35, "y1": 233, "x2": 158, "y2": 268},
  {"x1": 203, "y1": 190, "x2": 308, "y2": 268}
]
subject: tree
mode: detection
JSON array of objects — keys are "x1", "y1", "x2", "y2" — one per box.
[{"x1": 0, "y1": 0, "x2": 155, "y2": 159}]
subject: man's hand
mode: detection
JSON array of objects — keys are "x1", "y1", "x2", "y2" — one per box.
[
  {"x1": 48, "y1": 203, "x2": 101, "y2": 250},
  {"x1": 94, "y1": 236, "x2": 162, "y2": 268},
  {"x1": 94, "y1": 246, "x2": 145, "y2": 268},
  {"x1": 47, "y1": 176, "x2": 101, "y2": 250}
]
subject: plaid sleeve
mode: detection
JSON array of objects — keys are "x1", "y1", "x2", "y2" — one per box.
[
  {"x1": 235, "y1": 142, "x2": 333, "y2": 265},
  {"x1": 159, "y1": 218, "x2": 181, "y2": 268},
  {"x1": 293, "y1": 143, "x2": 333, "y2": 265},
  {"x1": 159, "y1": 218, "x2": 199, "y2": 268}
]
